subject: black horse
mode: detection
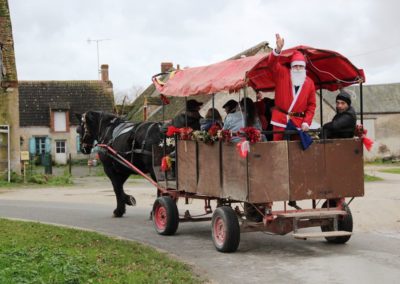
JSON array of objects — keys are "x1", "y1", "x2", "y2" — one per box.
[{"x1": 76, "y1": 111, "x2": 162, "y2": 217}]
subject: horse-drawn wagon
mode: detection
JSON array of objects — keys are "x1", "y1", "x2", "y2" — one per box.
[{"x1": 79, "y1": 45, "x2": 366, "y2": 253}]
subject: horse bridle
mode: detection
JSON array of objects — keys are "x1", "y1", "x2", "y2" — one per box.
[{"x1": 81, "y1": 113, "x2": 96, "y2": 149}]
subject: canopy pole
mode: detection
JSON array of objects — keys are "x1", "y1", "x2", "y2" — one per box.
[
  {"x1": 184, "y1": 97, "x2": 188, "y2": 128},
  {"x1": 360, "y1": 82, "x2": 364, "y2": 125},
  {"x1": 243, "y1": 87, "x2": 248, "y2": 127},
  {"x1": 162, "y1": 97, "x2": 165, "y2": 122},
  {"x1": 161, "y1": 96, "x2": 167, "y2": 182},
  {"x1": 319, "y1": 86, "x2": 323, "y2": 126},
  {"x1": 212, "y1": 94, "x2": 215, "y2": 122}
]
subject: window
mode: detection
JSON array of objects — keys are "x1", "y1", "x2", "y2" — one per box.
[
  {"x1": 56, "y1": 140, "x2": 66, "y2": 154},
  {"x1": 35, "y1": 137, "x2": 46, "y2": 154},
  {"x1": 54, "y1": 111, "x2": 67, "y2": 132}
]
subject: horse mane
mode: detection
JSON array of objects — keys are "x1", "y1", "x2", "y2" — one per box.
[{"x1": 85, "y1": 111, "x2": 123, "y2": 142}]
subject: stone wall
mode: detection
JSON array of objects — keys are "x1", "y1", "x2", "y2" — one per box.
[{"x1": 0, "y1": 0, "x2": 20, "y2": 174}]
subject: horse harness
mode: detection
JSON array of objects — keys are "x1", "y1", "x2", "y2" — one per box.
[
  {"x1": 85, "y1": 112, "x2": 160, "y2": 164},
  {"x1": 130, "y1": 122, "x2": 160, "y2": 158}
]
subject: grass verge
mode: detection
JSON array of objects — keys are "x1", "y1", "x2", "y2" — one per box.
[
  {"x1": 0, "y1": 219, "x2": 202, "y2": 283},
  {"x1": 379, "y1": 168, "x2": 400, "y2": 175},
  {"x1": 364, "y1": 174, "x2": 383, "y2": 182}
]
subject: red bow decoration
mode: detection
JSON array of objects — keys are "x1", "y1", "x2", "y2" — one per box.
[
  {"x1": 161, "y1": 155, "x2": 172, "y2": 172},
  {"x1": 355, "y1": 125, "x2": 373, "y2": 151},
  {"x1": 220, "y1": 129, "x2": 232, "y2": 143},
  {"x1": 179, "y1": 127, "x2": 193, "y2": 140},
  {"x1": 240, "y1": 127, "x2": 261, "y2": 143},
  {"x1": 166, "y1": 126, "x2": 193, "y2": 140},
  {"x1": 236, "y1": 139, "x2": 250, "y2": 158},
  {"x1": 166, "y1": 126, "x2": 180, "y2": 137},
  {"x1": 160, "y1": 94, "x2": 170, "y2": 105},
  {"x1": 208, "y1": 124, "x2": 222, "y2": 137}
]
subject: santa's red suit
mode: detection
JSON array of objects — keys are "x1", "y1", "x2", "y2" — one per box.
[{"x1": 267, "y1": 50, "x2": 316, "y2": 141}]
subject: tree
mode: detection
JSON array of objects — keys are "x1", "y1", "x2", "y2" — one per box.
[{"x1": 114, "y1": 85, "x2": 144, "y2": 105}]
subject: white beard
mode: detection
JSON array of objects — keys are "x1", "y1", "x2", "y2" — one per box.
[{"x1": 291, "y1": 69, "x2": 306, "y2": 86}]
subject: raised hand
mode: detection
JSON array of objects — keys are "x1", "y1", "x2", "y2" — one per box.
[{"x1": 275, "y1": 33, "x2": 284, "y2": 53}]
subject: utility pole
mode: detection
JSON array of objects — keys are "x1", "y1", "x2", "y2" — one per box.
[{"x1": 87, "y1": 38, "x2": 110, "y2": 79}]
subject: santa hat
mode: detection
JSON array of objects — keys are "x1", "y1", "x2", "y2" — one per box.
[{"x1": 291, "y1": 51, "x2": 306, "y2": 67}]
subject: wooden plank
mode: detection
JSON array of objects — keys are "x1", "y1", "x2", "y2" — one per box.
[
  {"x1": 293, "y1": 231, "x2": 352, "y2": 239},
  {"x1": 197, "y1": 142, "x2": 221, "y2": 197},
  {"x1": 277, "y1": 210, "x2": 347, "y2": 218},
  {"x1": 289, "y1": 139, "x2": 364, "y2": 200},
  {"x1": 325, "y1": 139, "x2": 364, "y2": 198},
  {"x1": 221, "y1": 143, "x2": 247, "y2": 201},
  {"x1": 177, "y1": 140, "x2": 197, "y2": 193},
  {"x1": 288, "y1": 140, "x2": 326, "y2": 200},
  {"x1": 248, "y1": 141, "x2": 289, "y2": 202}
]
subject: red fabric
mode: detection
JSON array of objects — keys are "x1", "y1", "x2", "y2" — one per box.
[
  {"x1": 272, "y1": 125, "x2": 300, "y2": 141},
  {"x1": 355, "y1": 125, "x2": 374, "y2": 151},
  {"x1": 267, "y1": 51, "x2": 316, "y2": 129},
  {"x1": 153, "y1": 45, "x2": 365, "y2": 97},
  {"x1": 248, "y1": 46, "x2": 366, "y2": 92},
  {"x1": 255, "y1": 100, "x2": 268, "y2": 130},
  {"x1": 153, "y1": 54, "x2": 265, "y2": 97},
  {"x1": 273, "y1": 125, "x2": 285, "y2": 141}
]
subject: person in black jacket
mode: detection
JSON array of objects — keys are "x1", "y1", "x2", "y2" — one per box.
[
  {"x1": 171, "y1": 99, "x2": 203, "y2": 130},
  {"x1": 323, "y1": 91, "x2": 356, "y2": 139}
]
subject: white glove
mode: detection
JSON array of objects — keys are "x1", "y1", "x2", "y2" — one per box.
[{"x1": 301, "y1": 122, "x2": 309, "y2": 131}]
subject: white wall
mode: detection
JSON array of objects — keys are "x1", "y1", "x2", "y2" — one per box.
[{"x1": 19, "y1": 126, "x2": 87, "y2": 163}]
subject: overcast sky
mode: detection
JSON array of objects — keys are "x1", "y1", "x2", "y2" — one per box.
[{"x1": 8, "y1": 0, "x2": 400, "y2": 94}]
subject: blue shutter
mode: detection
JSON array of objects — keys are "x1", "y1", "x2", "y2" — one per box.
[
  {"x1": 76, "y1": 135, "x2": 81, "y2": 153},
  {"x1": 45, "y1": 137, "x2": 51, "y2": 153},
  {"x1": 29, "y1": 137, "x2": 36, "y2": 155}
]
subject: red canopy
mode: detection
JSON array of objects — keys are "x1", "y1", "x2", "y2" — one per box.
[{"x1": 153, "y1": 45, "x2": 365, "y2": 97}]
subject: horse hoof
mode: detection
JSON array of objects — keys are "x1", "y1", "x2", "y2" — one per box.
[
  {"x1": 113, "y1": 209, "x2": 125, "y2": 218},
  {"x1": 127, "y1": 196, "x2": 136, "y2": 206}
]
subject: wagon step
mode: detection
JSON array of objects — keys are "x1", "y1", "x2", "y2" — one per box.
[
  {"x1": 293, "y1": 231, "x2": 352, "y2": 240},
  {"x1": 277, "y1": 210, "x2": 347, "y2": 219}
]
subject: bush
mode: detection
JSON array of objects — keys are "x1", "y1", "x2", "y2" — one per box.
[
  {"x1": 1, "y1": 171, "x2": 23, "y2": 183},
  {"x1": 28, "y1": 174, "x2": 48, "y2": 184}
]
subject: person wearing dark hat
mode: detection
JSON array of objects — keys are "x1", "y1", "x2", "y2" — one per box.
[
  {"x1": 222, "y1": 99, "x2": 238, "y2": 116},
  {"x1": 170, "y1": 99, "x2": 203, "y2": 130},
  {"x1": 322, "y1": 91, "x2": 356, "y2": 139}
]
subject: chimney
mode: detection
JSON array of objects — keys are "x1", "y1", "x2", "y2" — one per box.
[
  {"x1": 161, "y1": 62, "x2": 173, "y2": 73},
  {"x1": 101, "y1": 64, "x2": 109, "y2": 81}
]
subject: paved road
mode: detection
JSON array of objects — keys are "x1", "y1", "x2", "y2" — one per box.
[{"x1": 1, "y1": 170, "x2": 400, "y2": 283}]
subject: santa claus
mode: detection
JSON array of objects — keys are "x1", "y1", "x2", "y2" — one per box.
[{"x1": 268, "y1": 34, "x2": 316, "y2": 141}]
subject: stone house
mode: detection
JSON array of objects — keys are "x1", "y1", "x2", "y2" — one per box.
[
  {"x1": 0, "y1": 0, "x2": 20, "y2": 176},
  {"x1": 18, "y1": 65, "x2": 114, "y2": 164}
]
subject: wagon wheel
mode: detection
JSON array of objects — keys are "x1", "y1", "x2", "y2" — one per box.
[
  {"x1": 152, "y1": 196, "x2": 179, "y2": 235},
  {"x1": 321, "y1": 200, "x2": 353, "y2": 244},
  {"x1": 211, "y1": 206, "x2": 240, "y2": 253}
]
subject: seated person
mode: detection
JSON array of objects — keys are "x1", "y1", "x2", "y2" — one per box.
[
  {"x1": 322, "y1": 91, "x2": 356, "y2": 139},
  {"x1": 223, "y1": 98, "x2": 262, "y2": 142},
  {"x1": 200, "y1": 108, "x2": 223, "y2": 131},
  {"x1": 170, "y1": 99, "x2": 203, "y2": 130},
  {"x1": 222, "y1": 99, "x2": 238, "y2": 118},
  {"x1": 255, "y1": 92, "x2": 275, "y2": 141}
]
